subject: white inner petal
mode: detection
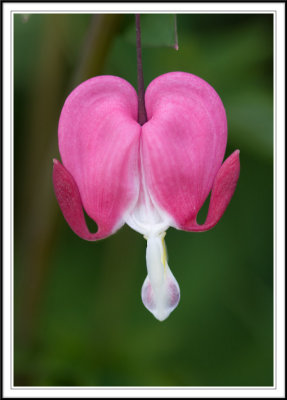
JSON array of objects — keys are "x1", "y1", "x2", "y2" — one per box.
[
  {"x1": 124, "y1": 193, "x2": 171, "y2": 236},
  {"x1": 124, "y1": 139, "x2": 173, "y2": 236},
  {"x1": 142, "y1": 234, "x2": 180, "y2": 321},
  {"x1": 124, "y1": 135, "x2": 180, "y2": 321}
]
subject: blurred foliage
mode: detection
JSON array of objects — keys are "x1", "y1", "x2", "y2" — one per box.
[
  {"x1": 14, "y1": 14, "x2": 273, "y2": 387},
  {"x1": 123, "y1": 14, "x2": 178, "y2": 48}
]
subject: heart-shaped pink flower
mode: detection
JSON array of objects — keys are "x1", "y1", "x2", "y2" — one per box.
[{"x1": 53, "y1": 72, "x2": 240, "y2": 321}]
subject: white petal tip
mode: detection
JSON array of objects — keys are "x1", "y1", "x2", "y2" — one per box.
[
  {"x1": 141, "y1": 272, "x2": 180, "y2": 322},
  {"x1": 153, "y1": 310, "x2": 174, "y2": 322}
]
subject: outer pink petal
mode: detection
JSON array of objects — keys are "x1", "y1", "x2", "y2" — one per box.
[
  {"x1": 53, "y1": 159, "x2": 106, "y2": 240},
  {"x1": 58, "y1": 76, "x2": 141, "y2": 238},
  {"x1": 142, "y1": 72, "x2": 228, "y2": 228},
  {"x1": 185, "y1": 150, "x2": 240, "y2": 231}
]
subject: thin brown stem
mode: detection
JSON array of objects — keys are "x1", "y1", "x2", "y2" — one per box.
[{"x1": 135, "y1": 14, "x2": 147, "y2": 125}]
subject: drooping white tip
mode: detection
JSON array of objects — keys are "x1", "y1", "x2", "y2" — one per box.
[
  {"x1": 141, "y1": 270, "x2": 180, "y2": 321},
  {"x1": 141, "y1": 234, "x2": 180, "y2": 321}
]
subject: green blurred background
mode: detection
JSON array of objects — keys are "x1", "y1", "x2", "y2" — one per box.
[{"x1": 14, "y1": 14, "x2": 273, "y2": 386}]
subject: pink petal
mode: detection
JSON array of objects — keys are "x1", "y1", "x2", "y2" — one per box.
[
  {"x1": 58, "y1": 76, "x2": 141, "y2": 238},
  {"x1": 53, "y1": 159, "x2": 106, "y2": 240},
  {"x1": 185, "y1": 150, "x2": 240, "y2": 231},
  {"x1": 142, "y1": 72, "x2": 228, "y2": 228}
]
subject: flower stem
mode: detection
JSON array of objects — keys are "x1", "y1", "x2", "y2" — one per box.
[{"x1": 135, "y1": 14, "x2": 147, "y2": 125}]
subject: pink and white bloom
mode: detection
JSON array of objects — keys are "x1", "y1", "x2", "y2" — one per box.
[{"x1": 53, "y1": 72, "x2": 240, "y2": 321}]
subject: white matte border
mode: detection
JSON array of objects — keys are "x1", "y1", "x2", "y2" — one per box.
[{"x1": 3, "y1": 2, "x2": 285, "y2": 398}]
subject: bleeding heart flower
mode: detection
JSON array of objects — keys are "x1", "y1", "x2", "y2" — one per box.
[{"x1": 53, "y1": 72, "x2": 240, "y2": 321}]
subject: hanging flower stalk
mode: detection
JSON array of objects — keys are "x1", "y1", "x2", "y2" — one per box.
[{"x1": 53, "y1": 15, "x2": 240, "y2": 321}]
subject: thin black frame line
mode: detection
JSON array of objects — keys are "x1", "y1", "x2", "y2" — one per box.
[
  {"x1": 10, "y1": 10, "x2": 277, "y2": 14},
  {"x1": 10, "y1": 7, "x2": 14, "y2": 392},
  {"x1": 273, "y1": 9, "x2": 277, "y2": 391},
  {"x1": 10, "y1": 10, "x2": 277, "y2": 392},
  {"x1": 11, "y1": 386, "x2": 278, "y2": 390}
]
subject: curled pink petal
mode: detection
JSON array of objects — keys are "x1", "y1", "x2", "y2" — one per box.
[
  {"x1": 142, "y1": 72, "x2": 228, "y2": 229},
  {"x1": 58, "y1": 76, "x2": 141, "y2": 237},
  {"x1": 184, "y1": 150, "x2": 240, "y2": 231},
  {"x1": 53, "y1": 159, "x2": 107, "y2": 240}
]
